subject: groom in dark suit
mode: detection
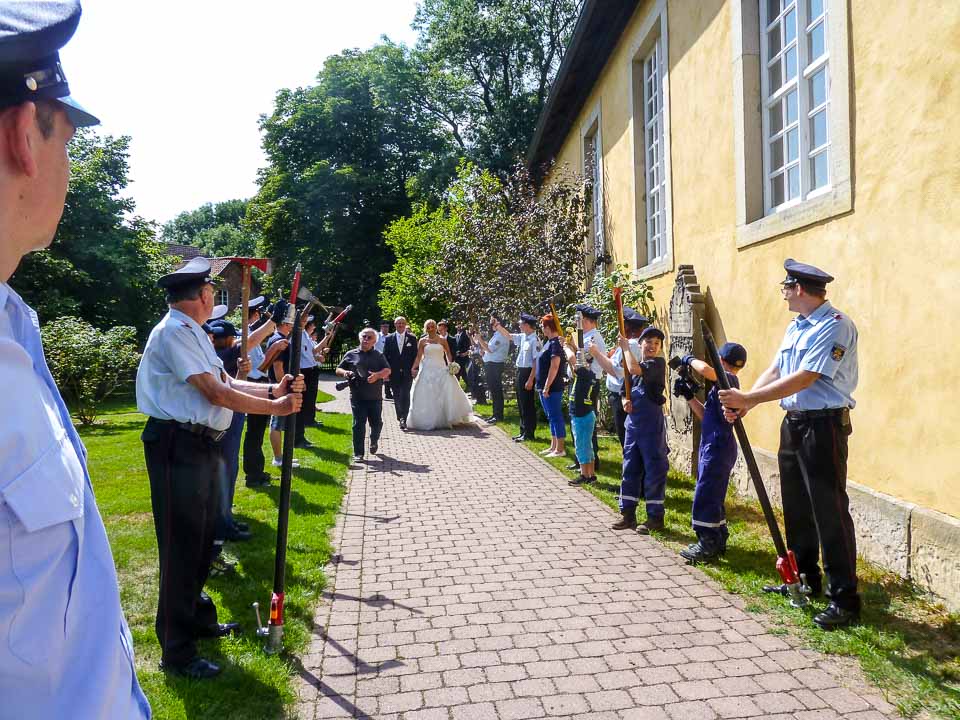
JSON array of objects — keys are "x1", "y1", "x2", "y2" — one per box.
[{"x1": 382, "y1": 316, "x2": 419, "y2": 430}]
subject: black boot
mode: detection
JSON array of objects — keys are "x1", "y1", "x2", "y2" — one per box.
[
  {"x1": 637, "y1": 516, "x2": 664, "y2": 535},
  {"x1": 813, "y1": 602, "x2": 860, "y2": 630},
  {"x1": 680, "y1": 541, "x2": 720, "y2": 563},
  {"x1": 612, "y1": 508, "x2": 637, "y2": 531}
]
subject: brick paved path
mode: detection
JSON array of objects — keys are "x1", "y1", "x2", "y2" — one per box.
[{"x1": 297, "y1": 378, "x2": 895, "y2": 720}]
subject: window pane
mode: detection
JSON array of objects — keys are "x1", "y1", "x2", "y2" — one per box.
[
  {"x1": 786, "y1": 89, "x2": 798, "y2": 123},
  {"x1": 768, "y1": 58, "x2": 782, "y2": 92},
  {"x1": 788, "y1": 166, "x2": 800, "y2": 199},
  {"x1": 771, "y1": 173, "x2": 785, "y2": 205},
  {"x1": 769, "y1": 104, "x2": 784, "y2": 134},
  {"x1": 768, "y1": 25, "x2": 782, "y2": 56},
  {"x1": 770, "y1": 137, "x2": 784, "y2": 169},
  {"x1": 784, "y1": 8, "x2": 797, "y2": 44},
  {"x1": 810, "y1": 0, "x2": 825, "y2": 21},
  {"x1": 809, "y1": 21, "x2": 825, "y2": 59},
  {"x1": 785, "y1": 47, "x2": 797, "y2": 80},
  {"x1": 810, "y1": 109, "x2": 828, "y2": 148},
  {"x1": 767, "y1": 0, "x2": 781, "y2": 22},
  {"x1": 810, "y1": 68, "x2": 827, "y2": 106},
  {"x1": 811, "y1": 151, "x2": 829, "y2": 188},
  {"x1": 787, "y1": 128, "x2": 799, "y2": 161}
]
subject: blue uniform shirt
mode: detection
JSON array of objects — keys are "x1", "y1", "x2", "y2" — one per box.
[
  {"x1": 776, "y1": 301, "x2": 858, "y2": 411},
  {"x1": 247, "y1": 324, "x2": 267, "y2": 380},
  {"x1": 483, "y1": 332, "x2": 509, "y2": 363},
  {"x1": 606, "y1": 340, "x2": 640, "y2": 394},
  {"x1": 582, "y1": 328, "x2": 607, "y2": 380},
  {"x1": 0, "y1": 283, "x2": 151, "y2": 718},
  {"x1": 510, "y1": 331, "x2": 541, "y2": 368}
]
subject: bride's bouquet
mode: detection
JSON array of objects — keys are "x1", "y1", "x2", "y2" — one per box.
[{"x1": 448, "y1": 362, "x2": 461, "y2": 376}]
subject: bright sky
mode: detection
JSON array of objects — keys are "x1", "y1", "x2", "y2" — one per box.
[{"x1": 60, "y1": 0, "x2": 421, "y2": 226}]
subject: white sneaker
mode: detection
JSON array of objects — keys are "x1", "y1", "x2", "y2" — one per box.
[{"x1": 272, "y1": 457, "x2": 300, "y2": 468}]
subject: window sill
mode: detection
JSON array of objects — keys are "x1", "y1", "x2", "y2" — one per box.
[
  {"x1": 634, "y1": 255, "x2": 673, "y2": 281},
  {"x1": 736, "y1": 181, "x2": 851, "y2": 248}
]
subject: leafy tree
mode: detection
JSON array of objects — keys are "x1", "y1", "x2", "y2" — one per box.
[
  {"x1": 378, "y1": 204, "x2": 453, "y2": 328},
  {"x1": 42, "y1": 317, "x2": 141, "y2": 425},
  {"x1": 250, "y1": 44, "x2": 455, "y2": 325},
  {"x1": 429, "y1": 162, "x2": 589, "y2": 326},
  {"x1": 414, "y1": 0, "x2": 584, "y2": 173},
  {"x1": 575, "y1": 264, "x2": 660, "y2": 349},
  {"x1": 10, "y1": 130, "x2": 168, "y2": 339},
  {"x1": 161, "y1": 199, "x2": 260, "y2": 258}
]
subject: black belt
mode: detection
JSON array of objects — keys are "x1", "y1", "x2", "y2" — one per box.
[
  {"x1": 153, "y1": 418, "x2": 226, "y2": 442},
  {"x1": 786, "y1": 408, "x2": 848, "y2": 421}
]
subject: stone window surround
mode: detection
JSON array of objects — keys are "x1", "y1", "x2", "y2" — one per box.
[
  {"x1": 580, "y1": 101, "x2": 604, "y2": 276},
  {"x1": 627, "y1": 0, "x2": 674, "y2": 280},
  {"x1": 731, "y1": 0, "x2": 852, "y2": 248}
]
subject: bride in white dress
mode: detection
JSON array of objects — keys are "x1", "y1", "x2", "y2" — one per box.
[{"x1": 407, "y1": 319, "x2": 474, "y2": 430}]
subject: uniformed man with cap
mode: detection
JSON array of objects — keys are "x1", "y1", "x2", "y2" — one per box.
[
  {"x1": 0, "y1": 2, "x2": 151, "y2": 715},
  {"x1": 492, "y1": 313, "x2": 541, "y2": 441},
  {"x1": 590, "y1": 307, "x2": 648, "y2": 447},
  {"x1": 137, "y1": 257, "x2": 305, "y2": 678},
  {"x1": 242, "y1": 295, "x2": 285, "y2": 487},
  {"x1": 720, "y1": 259, "x2": 860, "y2": 628}
]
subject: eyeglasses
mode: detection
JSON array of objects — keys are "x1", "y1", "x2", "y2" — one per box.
[{"x1": 780, "y1": 283, "x2": 798, "y2": 296}]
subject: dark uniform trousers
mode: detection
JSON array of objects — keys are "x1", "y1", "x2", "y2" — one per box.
[
  {"x1": 609, "y1": 391, "x2": 627, "y2": 447},
  {"x1": 485, "y1": 361, "x2": 505, "y2": 419},
  {"x1": 352, "y1": 396, "x2": 383, "y2": 455},
  {"x1": 243, "y1": 378, "x2": 271, "y2": 481},
  {"x1": 142, "y1": 418, "x2": 222, "y2": 665},
  {"x1": 297, "y1": 366, "x2": 320, "y2": 439},
  {"x1": 515, "y1": 367, "x2": 537, "y2": 439},
  {"x1": 778, "y1": 411, "x2": 860, "y2": 610}
]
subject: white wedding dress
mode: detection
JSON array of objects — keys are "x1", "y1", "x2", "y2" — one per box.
[{"x1": 406, "y1": 343, "x2": 474, "y2": 430}]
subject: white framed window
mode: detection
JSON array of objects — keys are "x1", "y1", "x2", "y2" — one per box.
[
  {"x1": 760, "y1": 0, "x2": 830, "y2": 213},
  {"x1": 580, "y1": 104, "x2": 604, "y2": 277},
  {"x1": 731, "y1": 0, "x2": 851, "y2": 247},
  {"x1": 216, "y1": 288, "x2": 229, "y2": 307},
  {"x1": 628, "y1": 0, "x2": 673, "y2": 278},
  {"x1": 642, "y1": 40, "x2": 666, "y2": 264}
]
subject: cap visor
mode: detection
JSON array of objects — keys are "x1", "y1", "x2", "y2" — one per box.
[{"x1": 57, "y1": 96, "x2": 99, "y2": 128}]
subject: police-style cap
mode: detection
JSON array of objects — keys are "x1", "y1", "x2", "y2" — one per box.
[
  {"x1": 623, "y1": 307, "x2": 649, "y2": 328},
  {"x1": 0, "y1": 1, "x2": 99, "y2": 128},
  {"x1": 639, "y1": 326, "x2": 665, "y2": 341},
  {"x1": 781, "y1": 258, "x2": 834, "y2": 289},
  {"x1": 208, "y1": 304, "x2": 228, "y2": 322},
  {"x1": 201, "y1": 322, "x2": 214, "y2": 334},
  {"x1": 519, "y1": 313, "x2": 537, "y2": 326},
  {"x1": 719, "y1": 342, "x2": 747, "y2": 368},
  {"x1": 210, "y1": 320, "x2": 240, "y2": 339},
  {"x1": 573, "y1": 303, "x2": 601, "y2": 320},
  {"x1": 247, "y1": 295, "x2": 267, "y2": 311},
  {"x1": 158, "y1": 256, "x2": 214, "y2": 289}
]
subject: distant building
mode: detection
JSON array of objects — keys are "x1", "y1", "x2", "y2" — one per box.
[
  {"x1": 164, "y1": 244, "x2": 263, "y2": 314},
  {"x1": 528, "y1": 0, "x2": 960, "y2": 608}
]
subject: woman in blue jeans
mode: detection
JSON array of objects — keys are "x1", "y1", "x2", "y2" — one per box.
[{"x1": 536, "y1": 314, "x2": 566, "y2": 457}]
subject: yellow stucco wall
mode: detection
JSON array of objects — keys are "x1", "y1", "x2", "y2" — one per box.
[{"x1": 546, "y1": 0, "x2": 960, "y2": 518}]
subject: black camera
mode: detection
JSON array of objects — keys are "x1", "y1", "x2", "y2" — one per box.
[
  {"x1": 669, "y1": 355, "x2": 702, "y2": 400},
  {"x1": 335, "y1": 372, "x2": 363, "y2": 392}
]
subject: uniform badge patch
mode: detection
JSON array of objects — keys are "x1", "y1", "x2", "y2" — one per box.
[{"x1": 830, "y1": 343, "x2": 846, "y2": 361}]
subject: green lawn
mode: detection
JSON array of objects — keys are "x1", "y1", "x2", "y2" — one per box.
[
  {"x1": 474, "y1": 401, "x2": 960, "y2": 719},
  {"x1": 79, "y1": 391, "x2": 352, "y2": 720}
]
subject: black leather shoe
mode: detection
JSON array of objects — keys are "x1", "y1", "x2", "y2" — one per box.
[
  {"x1": 566, "y1": 462, "x2": 579, "y2": 471},
  {"x1": 294, "y1": 438, "x2": 314, "y2": 449},
  {"x1": 245, "y1": 475, "x2": 270, "y2": 488},
  {"x1": 162, "y1": 656, "x2": 222, "y2": 679},
  {"x1": 486, "y1": 417, "x2": 498, "y2": 425},
  {"x1": 636, "y1": 516, "x2": 665, "y2": 535},
  {"x1": 568, "y1": 475, "x2": 595, "y2": 486},
  {"x1": 813, "y1": 602, "x2": 860, "y2": 630},
  {"x1": 512, "y1": 434, "x2": 523, "y2": 441},
  {"x1": 232, "y1": 521, "x2": 249, "y2": 532},
  {"x1": 399, "y1": 420, "x2": 407, "y2": 430},
  {"x1": 763, "y1": 581, "x2": 822, "y2": 598},
  {"x1": 197, "y1": 622, "x2": 241, "y2": 639},
  {"x1": 680, "y1": 542, "x2": 720, "y2": 563},
  {"x1": 226, "y1": 526, "x2": 252, "y2": 542},
  {"x1": 370, "y1": 443, "x2": 379, "y2": 455}
]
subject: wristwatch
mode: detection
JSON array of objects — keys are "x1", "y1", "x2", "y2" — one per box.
[{"x1": 268, "y1": 384, "x2": 276, "y2": 400}]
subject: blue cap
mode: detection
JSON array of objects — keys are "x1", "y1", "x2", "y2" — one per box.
[
  {"x1": 639, "y1": 326, "x2": 665, "y2": 341},
  {"x1": 0, "y1": 1, "x2": 99, "y2": 127},
  {"x1": 519, "y1": 313, "x2": 537, "y2": 326},
  {"x1": 573, "y1": 303, "x2": 601, "y2": 320},
  {"x1": 623, "y1": 307, "x2": 649, "y2": 327},
  {"x1": 247, "y1": 295, "x2": 267, "y2": 311},
  {"x1": 719, "y1": 342, "x2": 747, "y2": 368},
  {"x1": 158, "y1": 256, "x2": 213, "y2": 289},
  {"x1": 210, "y1": 320, "x2": 240, "y2": 339},
  {"x1": 200, "y1": 322, "x2": 213, "y2": 334},
  {"x1": 782, "y1": 258, "x2": 834, "y2": 288}
]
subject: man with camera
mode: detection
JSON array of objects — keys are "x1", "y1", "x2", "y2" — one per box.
[{"x1": 337, "y1": 328, "x2": 392, "y2": 462}]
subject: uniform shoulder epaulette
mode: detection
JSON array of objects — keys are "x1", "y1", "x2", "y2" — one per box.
[{"x1": 832, "y1": 313, "x2": 843, "y2": 320}]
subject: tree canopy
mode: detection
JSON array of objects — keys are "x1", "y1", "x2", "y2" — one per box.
[{"x1": 161, "y1": 199, "x2": 259, "y2": 258}]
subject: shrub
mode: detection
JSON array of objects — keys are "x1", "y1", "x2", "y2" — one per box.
[{"x1": 42, "y1": 316, "x2": 141, "y2": 425}]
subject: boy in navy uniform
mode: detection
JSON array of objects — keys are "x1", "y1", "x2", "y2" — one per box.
[
  {"x1": 613, "y1": 326, "x2": 669, "y2": 533},
  {"x1": 674, "y1": 343, "x2": 747, "y2": 562}
]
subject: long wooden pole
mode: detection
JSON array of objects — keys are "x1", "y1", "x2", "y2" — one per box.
[{"x1": 240, "y1": 265, "x2": 251, "y2": 362}]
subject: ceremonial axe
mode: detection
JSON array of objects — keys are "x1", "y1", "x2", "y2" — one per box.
[
  {"x1": 296, "y1": 286, "x2": 330, "y2": 318},
  {"x1": 225, "y1": 257, "x2": 272, "y2": 363}
]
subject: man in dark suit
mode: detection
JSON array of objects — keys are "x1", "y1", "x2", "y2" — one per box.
[
  {"x1": 453, "y1": 324, "x2": 471, "y2": 385},
  {"x1": 382, "y1": 315, "x2": 419, "y2": 430}
]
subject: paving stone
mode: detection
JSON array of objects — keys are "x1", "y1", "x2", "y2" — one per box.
[{"x1": 295, "y1": 380, "x2": 899, "y2": 720}]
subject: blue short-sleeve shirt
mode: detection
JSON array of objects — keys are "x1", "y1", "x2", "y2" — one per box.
[
  {"x1": 483, "y1": 332, "x2": 509, "y2": 363},
  {"x1": 776, "y1": 301, "x2": 858, "y2": 411}
]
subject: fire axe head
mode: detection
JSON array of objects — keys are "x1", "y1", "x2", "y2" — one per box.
[{"x1": 297, "y1": 286, "x2": 330, "y2": 315}]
